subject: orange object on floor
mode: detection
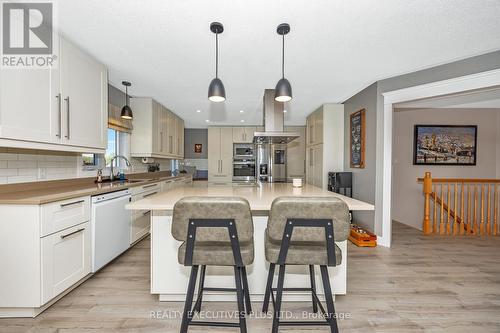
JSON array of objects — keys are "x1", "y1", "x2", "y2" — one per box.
[{"x1": 348, "y1": 224, "x2": 377, "y2": 247}]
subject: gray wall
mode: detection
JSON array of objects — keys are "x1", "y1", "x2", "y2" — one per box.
[
  {"x1": 109, "y1": 84, "x2": 126, "y2": 107},
  {"x1": 392, "y1": 108, "x2": 500, "y2": 230},
  {"x1": 342, "y1": 49, "x2": 500, "y2": 235},
  {"x1": 184, "y1": 129, "x2": 208, "y2": 159},
  {"x1": 343, "y1": 82, "x2": 377, "y2": 230}
]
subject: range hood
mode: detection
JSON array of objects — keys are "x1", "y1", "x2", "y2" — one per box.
[{"x1": 253, "y1": 89, "x2": 299, "y2": 144}]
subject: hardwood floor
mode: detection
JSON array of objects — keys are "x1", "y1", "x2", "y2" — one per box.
[{"x1": 1, "y1": 222, "x2": 499, "y2": 332}]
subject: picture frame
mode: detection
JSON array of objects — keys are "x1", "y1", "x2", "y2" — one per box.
[
  {"x1": 350, "y1": 109, "x2": 365, "y2": 168},
  {"x1": 413, "y1": 125, "x2": 477, "y2": 166},
  {"x1": 194, "y1": 143, "x2": 202, "y2": 154}
]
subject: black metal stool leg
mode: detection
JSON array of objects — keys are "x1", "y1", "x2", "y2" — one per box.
[
  {"x1": 180, "y1": 265, "x2": 199, "y2": 333},
  {"x1": 271, "y1": 265, "x2": 286, "y2": 333},
  {"x1": 262, "y1": 263, "x2": 275, "y2": 313},
  {"x1": 320, "y1": 265, "x2": 339, "y2": 333},
  {"x1": 234, "y1": 266, "x2": 247, "y2": 333},
  {"x1": 240, "y1": 266, "x2": 252, "y2": 314},
  {"x1": 193, "y1": 265, "x2": 206, "y2": 313},
  {"x1": 309, "y1": 265, "x2": 318, "y2": 313}
]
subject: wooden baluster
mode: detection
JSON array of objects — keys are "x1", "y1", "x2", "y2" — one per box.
[
  {"x1": 473, "y1": 185, "x2": 478, "y2": 234},
  {"x1": 453, "y1": 183, "x2": 458, "y2": 235},
  {"x1": 433, "y1": 184, "x2": 438, "y2": 234},
  {"x1": 486, "y1": 184, "x2": 491, "y2": 235},
  {"x1": 480, "y1": 184, "x2": 485, "y2": 235},
  {"x1": 446, "y1": 183, "x2": 451, "y2": 235},
  {"x1": 494, "y1": 184, "x2": 499, "y2": 236},
  {"x1": 440, "y1": 184, "x2": 445, "y2": 235},
  {"x1": 422, "y1": 172, "x2": 432, "y2": 234},
  {"x1": 467, "y1": 184, "x2": 471, "y2": 234},
  {"x1": 460, "y1": 183, "x2": 465, "y2": 235}
]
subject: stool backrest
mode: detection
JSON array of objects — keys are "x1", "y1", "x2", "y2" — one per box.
[
  {"x1": 267, "y1": 197, "x2": 350, "y2": 243},
  {"x1": 172, "y1": 196, "x2": 253, "y2": 243}
]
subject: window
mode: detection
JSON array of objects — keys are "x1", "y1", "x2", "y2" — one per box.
[
  {"x1": 82, "y1": 153, "x2": 97, "y2": 166},
  {"x1": 81, "y1": 128, "x2": 130, "y2": 169},
  {"x1": 106, "y1": 128, "x2": 118, "y2": 166}
]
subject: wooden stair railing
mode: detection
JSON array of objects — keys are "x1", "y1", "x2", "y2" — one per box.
[{"x1": 418, "y1": 172, "x2": 500, "y2": 236}]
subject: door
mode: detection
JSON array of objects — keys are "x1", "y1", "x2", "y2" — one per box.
[
  {"x1": 0, "y1": 65, "x2": 59, "y2": 143},
  {"x1": 41, "y1": 221, "x2": 91, "y2": 304},
  {"x1": 232, "y1": 127, "x2": 245, "y2": 143},
  {"x1": 219, "y1": 127, "x2": 233, "y2": 179},
  {"x1": 60, "y1": 38, "x2": 107, "y2": 149},
  {"x1": 286, "y1": 126, "x2": 306, "y2": 179},
  {"x1": 208, "y1": 127, "x2": 222, "y2": 178}
]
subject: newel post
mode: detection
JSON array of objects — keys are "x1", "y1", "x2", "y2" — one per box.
[{"x1": 422, "y1": 172, "x2": 433, "y2": 234}]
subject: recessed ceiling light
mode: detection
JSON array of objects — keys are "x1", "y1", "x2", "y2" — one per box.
[
  {"x1": 239, "y1": 110, "x2": 244, "y2": 113},
  {"x1": 205, "y1": 119, "x2": 210, "y2": 122},
  {"x1": 196, "y1": 109, "x2": 201, "y2": 113},
  {"x1": 240, "y1": 120, "x2": 245, "y2": 123},
  {"x1": 283, "y1": 109, "x2": 288, "y2": 113}
]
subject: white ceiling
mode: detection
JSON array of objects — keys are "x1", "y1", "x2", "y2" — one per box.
[
  {"x1": 395, "y1": 88, "x2": 500, "y2": 109},
  {"x1": 54, "y1": 0, "x2": 500, "y2": 128}
]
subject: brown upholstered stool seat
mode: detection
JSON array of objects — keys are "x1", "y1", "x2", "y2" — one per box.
[
  {"x1": 264, "y1": 229, "x2": 342, "y2": 265},
  {"x1": 178, "y1": 241, "x2": 254, "y2": 266}
]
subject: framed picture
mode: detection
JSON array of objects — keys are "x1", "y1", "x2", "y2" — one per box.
[
  {"x1": 194, "y1": 144, "x2": 202, "y2": 154},
  {"x1": 350, "y1": 109, "x2": 365, "y2": 168},
  {"x1": 413, "y1": 125, "x2": 477, "y2": 165}
]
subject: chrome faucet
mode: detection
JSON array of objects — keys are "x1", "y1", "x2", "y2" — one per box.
[{"x1": 109, "y1": 155, "x2": 131, "y2": 181}]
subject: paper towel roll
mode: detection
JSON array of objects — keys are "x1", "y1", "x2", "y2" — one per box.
[
  {"x1": 292, "y1": 178, "x2": 303, "y2": 187},
  {"x1": 141, "y1": 157, "x2": 155, "y2": 164}
]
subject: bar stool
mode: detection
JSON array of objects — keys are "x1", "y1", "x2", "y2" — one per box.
[
  {"x1": 262, "y1": 197, "x2": 350, "y2": 333},
  {"x1": 171, "y1": 196, "x2": 254, "y2": 333}
]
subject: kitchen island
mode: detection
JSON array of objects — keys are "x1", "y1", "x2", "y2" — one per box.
[{"x1": 127, "y1": 182, "x2": 374, "y2": 302}]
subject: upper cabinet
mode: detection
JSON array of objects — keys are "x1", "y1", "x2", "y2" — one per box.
[
  {"x1": 130, "y1": 97, "x2": 184, "y2": 159},
  {"x1": 0, "y1": 37, "x2": 108, "y2": 153},
  {"x1": 232, "y1": 127, "x2": 256, "y2": 143},
  {"x1": 285, "y1": 126, "x2": 306, "y2": 180}
]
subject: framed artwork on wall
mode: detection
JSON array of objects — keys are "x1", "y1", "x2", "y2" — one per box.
[
  {"x1": 194, "y1": 144, "x2": 202, "y2": 154},
  {"x1": 413, "y1": 125, "x2": 477, "y2": 165},
  {"x1": 350, "y1": 109, "x2": 366, "y2": 168}
]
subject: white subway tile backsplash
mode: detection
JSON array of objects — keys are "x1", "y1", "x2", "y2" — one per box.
[
  {"x1": 17, "y1": 154, "x2": 40, "y2": 161},
  {"x1": 0, "y1": 161, "x2": 7, "y2": 168},
  {"x1": 0, "y1": 153, "x2": 18, "y2": 161},
  {"x1": 7, "y1": 160, "x2": 37, "y2": 169},
  {"x1": 17, "y1": 168, "x2": 38, "y2": 176},
  {"x1": 0, "y1": 169, "x2": 18, "y2": 176}
]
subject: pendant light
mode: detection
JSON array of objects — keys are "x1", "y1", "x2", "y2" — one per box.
[
  {"x1": 275, "y1": 23, "x2": 292, "y2": 102},
  {"x1": 208, "y1": 22, "x2": 226, "y2": 102},
  {"x1": 120, "y1": 81, "x2": 133, "y2": 119}
]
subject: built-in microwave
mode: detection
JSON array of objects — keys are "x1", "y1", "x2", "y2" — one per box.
[{"x1": 233, "y1": 144, "x2": 255, "y2": 159}]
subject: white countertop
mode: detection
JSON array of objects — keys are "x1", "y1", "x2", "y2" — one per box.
[{"x1": 126, "y1": 182, "x2": 374, "y2": 212}]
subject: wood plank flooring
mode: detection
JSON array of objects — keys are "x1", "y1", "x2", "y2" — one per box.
[{"x1": 1, "y1": 222, "x2": 499, "y2": 332}]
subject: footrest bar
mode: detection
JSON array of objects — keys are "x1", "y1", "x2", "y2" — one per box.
[
  {"x1": 279, "y1": 320, "x2": 330, "y2": 327},
  {"x1": 202, "y1": 287, "x2": 237, "y2": 292},
  {"x1": 189, "y1": 320, "x2": 240, "y2": 328}
]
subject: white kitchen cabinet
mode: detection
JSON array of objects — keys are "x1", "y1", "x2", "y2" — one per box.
[
  {"x1": 305, "y1": 104, "x2": 344, "y2": 189},
  {"x1": 41, "y1": 221, "x2": 91, "y2": 304},
  {"x1": 285, "y1": 126, "x2": 306, "y2": 180},
  {"x1": 232, "y1": 126, "x2": 256, "y2": 143},
  {"x1": 130, "y1": 97, "x2": 184, "y2": 159},
  {"x1": 208, "y1": 127, "x2": 233, "y2": 184},
  {"x1": 0, "y1": 37, "x2": 107, "y2": 153}
]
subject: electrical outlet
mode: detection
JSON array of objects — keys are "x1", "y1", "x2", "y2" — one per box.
[{"x1": 38, "y1": 168, "x2": 46, "y2": 180}]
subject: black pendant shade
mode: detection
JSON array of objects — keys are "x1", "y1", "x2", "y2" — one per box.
[
  {"x1": 275, "y1": 23, "x2": 292, "y2": 102},
  {"x1": 208, "y1": 22, "x2": 226, "y2": 102},
  {"x1": 120, "y1": 81, "x2": 133, "y2": 119}
]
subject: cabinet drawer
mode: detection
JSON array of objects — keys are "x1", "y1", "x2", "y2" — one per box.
[
  {"x1": 131, "y1": 211, "x2": 150, "y2": 244},
  {"x1": 41, "y1": 221, "x2": 91, "y2": 304},
  {"x1": 40, "y1": 196, "x2": 90, "y2": 237},
  {"x1": 130, "y1": 182, "x2": 160, "y2": 195}
]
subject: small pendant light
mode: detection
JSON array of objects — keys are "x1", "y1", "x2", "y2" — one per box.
[
  {"x1": 208, "y1": 22, "x2": 226, "y2": 102},
  {"x1": 275, "y1": 23, "x2": 292, "y2": 102},
  {"x1": 120, "y1": 81, "x2": 133, "y2": 119}
]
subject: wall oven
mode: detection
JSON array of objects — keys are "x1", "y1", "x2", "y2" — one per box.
[{"x1": 233, "y1": 158, "x2": 256, "y2": 182}]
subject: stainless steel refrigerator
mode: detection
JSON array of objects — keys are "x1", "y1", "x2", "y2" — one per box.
[{"x1": 256, "y1": 143, "x2": 287, "y2": 182}]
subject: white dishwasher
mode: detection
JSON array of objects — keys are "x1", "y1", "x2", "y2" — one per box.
[{"x1": 91, "y1": 189, "x2": 131, "y2": 272}]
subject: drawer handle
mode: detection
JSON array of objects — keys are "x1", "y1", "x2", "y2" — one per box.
[
  {"x1": 60, "y1": 228, "x2": 85, "y2": 239},
  {"x1": 143, "y1": 192, "x2": 158, "y2": 198},
  {"x1": 60, "y1": 199, "x2": 85, "y2": 208},
  {"x1": 142, "y1": 210, "x2": 151, "y2": 216},
  {"x1": 143, "y1": 184, "x2": 157, "y2": 189}
]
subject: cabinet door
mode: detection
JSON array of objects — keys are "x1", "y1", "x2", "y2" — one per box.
[
  {"x1": 166, "y1": 111, "x2": 175, "y2": 156},
  {"x1": 208, "y1": 127, "x2": 221, "y2": 177},
  {"x1": 161, "y1": 106, "x2": 169, "y2": 155},
  {"x1": 220, "y1": 127, "x2": 233, "y2": 179},
  {"x1": 313, "y1": 145, "x2": 323, "y2": 188},
  {"x1": 60, "y1": 38, "x2": 107, "y2": 149},
  {"x1": 0, "y1": 66, "x2": 59, "y2": 143},
  {"x1": 306, "y1": 114, "x2": 315, "y2": 146},
  {"x1": 232, "y1": 127, "x2": 245, "y2": 143},
  {"x1": 306, "y1": 147, "x2": 314, "y2": 185},
  {"x1": 286, "y1": 126, "x2": 306, "y2": 179},
  {"x1": 151, "y1": 101, "x2": 161, "y2": 154},
  {"x1": 41, "y1": 221, "x2": 91, "y2": 304},
  {"x1": 244, "y1": 127, "x2": 256, "y2": 143},
  {"x1": 178, "y1": 118, "x2": 184, "y2": 158},
  {"x1": 315, "y1": 110, "x2": 324, "y2": 145}
]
